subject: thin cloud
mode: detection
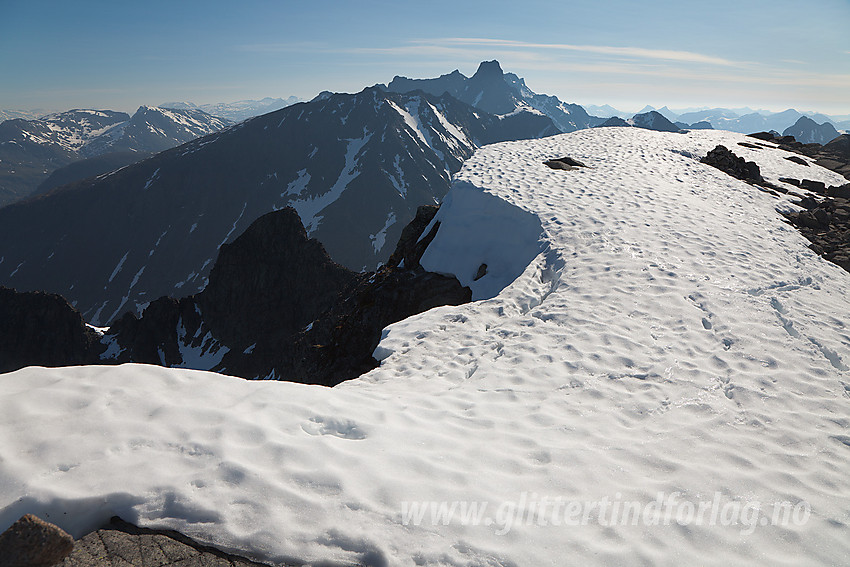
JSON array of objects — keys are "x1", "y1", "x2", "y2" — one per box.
[
  {"x1": 237, "y1": 38, "x2": 744, "y2": 68},
  {"x1": 419, "y1": 38, "x2": 746, "y2": 67}
]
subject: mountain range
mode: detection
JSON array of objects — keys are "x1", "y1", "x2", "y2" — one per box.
[
  {"x1": 1, "y1": 59, "x2": 846, "y2": 332},
  {"x1": 0, "y1": 107, "x2": 231, "y2": 207},
  {"x1": 0, "y1": 81, "x2": 556, "y2": 325},
  {"x1": 384, "y1": 60, "x2": 605, "y2": 132},
  {"x1": 0, "y1": 109, "x2": 53, "y2": 122},
  {"x1": 159, "y1": 97, "x2": 301, "y2": 122},
  {"x1": 610, "y1": 105, "x2": 849, "y2": 135}
]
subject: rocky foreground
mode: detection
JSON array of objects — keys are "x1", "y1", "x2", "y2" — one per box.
[{"x1": 0, "y1": 514, "x2": 279, "y2": 567}]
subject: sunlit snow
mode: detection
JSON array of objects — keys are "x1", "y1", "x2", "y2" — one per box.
[{"x1": 1, "y1": 129, "x2": 848, "y2": 567}]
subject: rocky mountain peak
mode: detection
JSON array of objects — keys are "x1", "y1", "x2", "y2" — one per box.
[{"x1": 472, "y1": 60, "x2": 504, "y2": 79}]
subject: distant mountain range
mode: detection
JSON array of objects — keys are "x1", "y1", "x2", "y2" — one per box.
[
  {"x1": 160, "y1": 97, "x2": 302, "y2": 122},
  {"x1": 591, "y1": 104, "x2": 849, "y2": 136},
  {"x1": 0, "y1": 109, "x2": 55, "y2": 122},
  {"x1": 0, "y1": 107, "x2": 231, "y2": 207}
]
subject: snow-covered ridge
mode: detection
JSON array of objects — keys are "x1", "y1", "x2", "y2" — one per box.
[{"x1": 1, "y1": 128, "x2": 849, "y2": 566}]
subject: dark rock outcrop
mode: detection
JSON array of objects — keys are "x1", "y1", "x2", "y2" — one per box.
[
  {"x1": 544, "y1": 156, "x2": 588, "y2": 170},
  {"x1": 60, "y1": 516, "x2": 277, "y2": 567},
  {"x1": 104, "y1": 206, "x2": 362, "y2": 374},
  {"x1": 1, "y1": 205, "x2": 471, "y2": 387},
  {"x1": 386, "y1": 205, "x2": 441, "y2": 269},
  {"x1": 782, "y1": 194, "x2": 850, "y2": 273},
  {"x1": 106, "y1": 205, "x2": 470, "y2": 385},
  {"x1": 0, "y1": 514, "x2": 74, "y2": 567},
  {"x1": 197, "y1": 207, "x2": 361, "y2": 351},
  {"x1": 818, "y1": 134, "x2": 850, "y2": 179},
  {"x1": 205, "y1": 205, "x2": 470, "y2": 385},
  {"x1": 748, "y1": 132, "x2": 850, "y2": 180},
  {"x1": 785, "y1": 155, "x2": 809, "y2": 166},
  {"x1": 0, "y1": 288, "x2": 103, "y2": 373},
  {"x1": 263, "y1": 261, "x2": 471, "y2": 386},
  {"x1": 700, "y1": 145, "x2": 793, "y2": 196},
  {"x1": 701, "y1": 145, "x2": 764, "y2": 183}
]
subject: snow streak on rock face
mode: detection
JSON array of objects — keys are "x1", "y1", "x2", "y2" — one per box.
[{"x1": 1, "y1": 129, "x2": 849, "y2": 567}]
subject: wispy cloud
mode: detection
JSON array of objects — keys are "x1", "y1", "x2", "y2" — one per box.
[
  {"x1": 428, "y1": 38, "x2": 746, "y2": 67},
  {"x1": 237, "y1": 37, "x2": 745, "y2": 68}
]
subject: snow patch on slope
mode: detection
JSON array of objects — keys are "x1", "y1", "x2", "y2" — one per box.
[
  {"x1": 290, "y1": 130, "x2": 372, "y2": 235},
  {"x1": 107, "y1": 252, "x2": 129, "y2": 283},
  {"x1": 369, "y1": 211, "x2": 397, "y2": 253}
]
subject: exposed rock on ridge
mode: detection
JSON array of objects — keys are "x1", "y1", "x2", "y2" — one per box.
[
  {"x1": 0, "y1": 288, "x2": 103, "y2": 373},
  {"x1": 0, "y1": 206, "x2": 470, "y2": 386},
  {"x1": 701, "y1": 145, "x2": 764, "y2": 183},
  {"x1": 698, "y1": 143, "x2": 850, "y2": 277},
  {"x1": 748, "y1": 131, "x2": 850, "y2": 180}
]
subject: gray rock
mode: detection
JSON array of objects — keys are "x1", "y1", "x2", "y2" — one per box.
[
  {"x1": 700, "y1": 145, "x2": 764, "y2": 184},
  {"x1": 0, "y1": 514, "x2": 74, "y2": 567},
  {"x1": 784, "y1": 155, "x2": 809, "y2": 166},
  {"x1": 544, "y1": 156, "x2": 588, "y2": 170},
  {"x1": 800, "y1": 179, "x2": 827, "y2": 193},
  {"x1": 60, "y1": 517, "x2": 279, "y2": 567},
  {"x1": 827, "y1": 184, "x2": 850, "y2": 199}
]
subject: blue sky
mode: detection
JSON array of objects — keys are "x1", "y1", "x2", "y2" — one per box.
[{"x1": 2, "y1": 0, "x2": 848, "y2": 115}]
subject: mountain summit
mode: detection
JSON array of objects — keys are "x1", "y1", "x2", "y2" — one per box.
[
  {"x1": 783, "y1": 116, "x2": 840, "y2": 145},
  {"x1": 384, "y1": 60, "x2": 604, "y2": 132}
]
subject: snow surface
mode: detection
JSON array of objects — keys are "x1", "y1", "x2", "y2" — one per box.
[{"x1": 2, "y1": 129, "x2": 849, "y2": 566}]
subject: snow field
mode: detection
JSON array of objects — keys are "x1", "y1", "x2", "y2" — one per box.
[{"x1": 1, "y1": 128, "x2": 849, "y2": 566}]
